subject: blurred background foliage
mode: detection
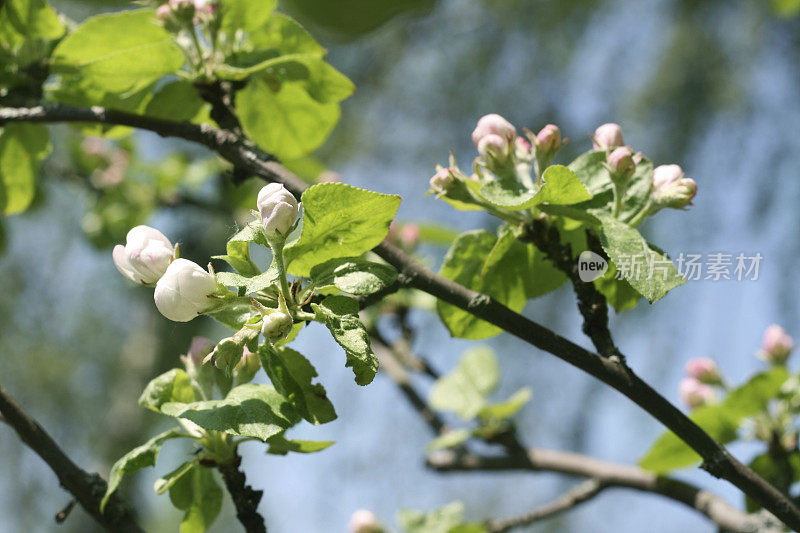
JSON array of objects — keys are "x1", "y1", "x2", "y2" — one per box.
[{"x1": 2, "y1": 0, "x2": 800, "y2": 531}]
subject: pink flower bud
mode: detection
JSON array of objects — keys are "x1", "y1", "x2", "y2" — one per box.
[
  {"x1": 187, "y1": 337, "x2": 215, "y2": 365},
  {"x1": 515, "y1": 136, "x2": 532, "y2": 160},
  {"x1": 593, "y1": 123, "x2": 624, "y2": 150},
  {"x1": 535, "y1": 124, "x2": 562, "y2": 154},
  {"x1": 234, "y1": 346, "x2": 261, "y2": 383},
  {"x1": 168, "y1": 0, "x2": 194, "y2": 10},
  {"x1": 257, "y1": 184, "x2": 300, "y2": 240},
  {"x1": 154, "y1": 258, "x2": 218, "y2": 322},
  {"x1": 349, "y1": 509, "x2": 382, "y2": 533},
  {"x1": 477, "y1": 133, "x2": 509, "y2": 160},
  {"x1": 652, "y1": 165, "x2": 697, "y2": 209},
  {"x1": 606, "y1": 146, "x2": 635, "y2": 180},
  {"x1": 760, "y1": 325, "x2": 794, "y2": 365},
  {"x1": 684, "y1": 358, "x2": 721, "y2": 384},
  {"x1": 429, "y1": 168, "x2": 456, "y2": 195},
  {"x1": 679, "y1": 378, "x2": 715, "y2": 409},
  {"x1": 471, "y1": 114, "x2": 517, "y2": 147},
  {"x1": 156, "y1": 4, "x2": 173, "y2": 21},
  {"x1": 399, "y1": 223, "x2": 420, "y2": 249},
  {"x1": 113, "y1": 225, "x2": 175, "y2": 285}
]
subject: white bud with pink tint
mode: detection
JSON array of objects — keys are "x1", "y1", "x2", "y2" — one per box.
[
  {"x1": 257, "y1": 183, "x2": 300, "y2": 240},
  {"x1": 154, "y1": 259, "x2": 218, "y2": 322},
  {"x1": 759, "y1": 325, "x2": 794, "y2": 365},
  {"x1": 113, "y1": 225, "x2": 175, "y2": 285},
  {"x1": 471, "y1": 114, "x2": 516, "y2": 147},
  {"x1": 429, "y1": 168, "x2": 456, "y2": 195},
  {"x1": 593, "y1": 123, "x2": 624, "y2": 150},
  {"x1": 684, "y1": 358, "x2": 721, "y2": 385},
  {"x1": 652, "y1": 165, "x2": 697, "y2": 209},
  {"x1": 679, "y1": 378, "x2": 715, "y2": 409},
  {"x1": 477, "y1": 133, "x2": 509, "y2": 160},
  {"x1": 348, "y1": 509, "x2": 382, "y2": 533}
]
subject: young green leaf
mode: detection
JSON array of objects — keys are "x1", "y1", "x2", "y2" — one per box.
[
  {"x1": 478, "y1": 165, "x2": 591, "y2": 210},
  {"x1": 139, "y1": 369, "x2": 196, "y2": 413},
  {"x1": 426, "y1": 429, "x2": 472, "y2": 452},
  {"x1": 259, "y1": 345, "x2": 337, "y2": 425},
  {"x1": 639, "y1": 367, "x2": 789, "y2": 473},
  {"x1": 154, "y1": 459, "x2": 199, "y2": 495},
  {"x1": 0, "y1": 0, "x2": 64, "y2": 51},
  {"x1": 101, "y1": 429, "x2": 186, "y2": 511},
  {"x1": 52, "y1": 10, "x2": 184, "y2": 95},
  {"x1": 0, "y1": 123, "x2": 50, "y2": 215},
  {"x1": 284, "y1": 183, "x2": 401, "y2": 276},
  {"x1": 312, "y1": 295, "x2": 379, "y2": 385},
  {"x1": 212, "y1": 224, "x2": 266, "y2": 277},
  {"x1": 477, "y1": 387, "x2": 532, "y2": 421},
  {"x1": 429, "y1": 347, "x2": 498, "y2": 420},
  {"x1": 594, "y1": 212, "x2": 685, "y2": 303},
  {"x1": 398, "y1": 501, "x2": 487, "y2": 533},
  {"x1": 219, "y1": 0, "x2": 277, "y2": 33},
  {"x1": 160, "y1": 384, "x2": 301, "y2": 441},
  {"x1": 145, "y1": 80, "x2": 208, "y2": 123},
  {"x1": 168, "y1": 465, "x2": 223, "y2": 533},
  {"x1": 245, "y1": 13, "x2": 325, "y2": 57},
  {"x1": 310, "y1": 257, "x2": 397, "y2": 295},
  {"x1": 265, "y1": 434, "x2": 335, "y2": 455}
]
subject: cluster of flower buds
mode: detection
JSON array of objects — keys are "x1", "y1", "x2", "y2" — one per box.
[
  {"x1": 471, "y1": 114, "x2": 517, "y2": 162},
  {"x1": 113, "y1": 226, "x2": 176, "y2": 285},
  {"x1": 257, "y1": 184, "x2": 300, "y2": 242},
  {"x1": 651, "y1": 164, "x2": 697, "y2": 211},
  {"x1": 348, "y1": 510, "x2": 383, "y2": 533},
  {"x1": 156, "y1": 0, "x2": 217, "y2": 26},
  {"x1": 759, "y1": 324, "x2": 794, "y2": 365},
  {"x1": 679, "y1": 357, "x2": 723, "y2": 409}
]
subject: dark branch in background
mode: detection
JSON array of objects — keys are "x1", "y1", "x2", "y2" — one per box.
[
  {"x1": 428, "y1": 449, "x2": 782, "y2": 533},
  {"x1": 0, "y1": 385, "x2": 143, "y2": 533},
  {"x1": 215, "y1": 453, "x2": 267, "y2": 533},
  {"x1": 2, "y1": 104, "x2": 800, "y2": 530}
]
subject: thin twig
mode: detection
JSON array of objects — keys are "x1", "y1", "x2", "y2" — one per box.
[
  {"x1": 3, "y1": 103, "x2": 799, "y2": 530},
  {"x1": 0, "y1": 385, "x2": 143, "y2": 532},
  {"x1": 486, "y1": 479, "x2": 606, "y2": 532}
]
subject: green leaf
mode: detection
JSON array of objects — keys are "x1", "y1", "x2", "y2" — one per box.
[
  {"x1": 101, "y1": 429, "x2": 185, "y2": 511},
  {"x1": 154, "y1": 459, "x2": 198, "y2": 495},
  {"x1": 160, "y1": 384, "x2": 300, "y2": 441},
  {"x1": 213, "y1": 223, "x2": 267, "y2": 277},
  {"x1": 205, "y1": 296, "x2": 257, "y2": 330},
  {"x1": 426, "y1": 429, "x2": 472, "y2": 452},
  {"x1": 52, "y1": 10, "x2": 184, "y2": 95},
  {"x1": 259, "y1": 345, "x2": 337, "y2": 425},
  {"x1": 568, "y1": 150, "x2": 611, "y2": 195},
  {"x1": 398, "y1": 501, "x2": 485, "y2": 533},
  {"x1": 139, "y1": 369, "x2": 196, "y2": 413},
  {"x1": 478, "y1": 165, "x2": 591, "y2": 210},
  {"x1": 594, "y1": 266, "x2": 640, "y2": 312},
  {"x1": 639, "y1": 367, "x2": 789, "y2": 473},
  {"x1": 478, "y1": 388, "x2": 532, "y2": 421},
  {"x1": 219, "y1": 0, "x2": 277, "y2": 33},
  {"x1": 168, "y1": 465, "x2": 223, "y2": 533},
  {"x1": 312, "y1": 295, "x2": 379, "y2": 385},
  {"x1": 145, "y1": 80, "x2": 208, "y2": 122},
  {"x1": 310, "y1": 257, "x2": 397, "y2": 295},
  {"x1": 236, "y1": 77, "x2": 342, "y2": 160},
  {"x1": 744, "y1": 452, "x2": 800, "y2": 511},
  {"x1": 594, "y1": 212, "x2": 685, "y2": 303},
  {"x1": 0, "y1": 0, "x2": 64, "y2": 51},
  {"x1": 245, "y1": 13, "x2": 325, "y2": 57},
  {"x1": 265, "y1": 434, "x2": 335, "y2": 455},
  {"x1": 0, "y1": 123, "x2": 49, "y2": 215},
  {"x1": 436, "y1": 230, "x2": 528, "y2": 339},
  {"x1": 429, "y1": 347, "x2": 498, "y2": 420},
  {"x1": 284, "y1": 183, "x2": 401, "y2": 276}
]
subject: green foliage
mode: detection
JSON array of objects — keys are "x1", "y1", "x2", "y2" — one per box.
[
  {"x1": 145, "y1": 80, "x2": 209, "y2": 122},
  {"x1": 312, "y1": 295, "x2": 379, "y2": 385},
  {"x1": 310, "y1": 257, "x2": 397, "y2": 295},
  {"x1": 160, "y1": 384, "x2": 301, "y2": 441},
  {"x1": 154, "y1": 460, "x2": 199, "y2": 495},
  {"x1": 139, "y1": 368, "x2": 197, "y2": 412},
  {"x1": 219, "y1": 0, "x2": 278, "y2": 33},
  {"x1": 478, "y1": 165, "x2": 591, "y2": 210},
  {"x1": 398, "y1": 501, "x2": 487, "y2": 533},
  {"x1": 639, "y1": 367, "x2": 789, "y2": 472},
  {"x1": 0, "y1": 123, "x2": 49, "y2": 214},
  {"x1": 283, "y1": 0, "x2": 435, "y2": 36},
  {"x1": 429, "y1": 347, "x2": 530, "y2": 423},
  {"x1": 285, "y1": 183, "x2": 401, "y2": 276},
  {"x1": 168, "y1": 465, "x2": 223, "y2": 533},
  {"x1": 0, "y1": 0, "x2": 63, "y2": 53},
  {"x1": 101, "y1": 429, "x2": 186, "y2": 511},
  {"x1": 265, "y1": 435, "x2": 335, "y2": 455},
  {"x1": 51, "y1": 10, "x2": 183, "y2": 95},
  {"x1": 259, "y1": 345, "x2": 337, "y2": 425}
]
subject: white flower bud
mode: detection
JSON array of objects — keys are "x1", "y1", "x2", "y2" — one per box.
[
  {"x1": 471, "y1": 114, "x2": 516, "y2": 147},
  {"x1": 760, "y1": 324, "x2": 794, "y2": 365},
  {"x1": 652, "y1": 165, "x2": 697, "y2": 209},
  {"x1": 348, "y1": 509, "x2": 382, "y2": 533},
  {"x1": 606, "y1": 146, "x2": 635, "y2": 182},
  {"x1": 593, "y1": 123, "x2": 624, "y2": 150},
  {"x1": 261, "y1": 312, "x2": 293, "y2": 341},
  {"x1": 154, "y1": 258, "x2": 217, "y2": 322},
  {"x1": 477, "y1": 133, "x2": 509, "y2": 160},
  {"x1": 112, "y1": 225, "x2": 174, "y2": 285},
  {"x1": 684, "y1": 358, "x2": 721, "y2": 385},
  {"x1": 535, "y1": 124, "x2": 562, "y2": 155},
  {"x1": 429, "y1": 168, "x2": 456, "y2": 195},
  {"x1": 679, "y1": 378, "x2": 715, "y2": 409},
  {"x1": 257, "y1": 184, "x2": 299, "y2": 240}
]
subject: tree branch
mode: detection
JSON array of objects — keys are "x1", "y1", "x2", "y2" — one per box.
[
  {"x1": 0, "y1": 384, "x2": 143, "y2": 532},
  {"x1": 486, "y1": 479, "x2": 606, "y2": 533},
  {"x1": 427, "y1": 448, "x2": 782, "y2": 533},
  {"x1": 216, "y1": 453, "x2": 267, "y2": 533},
  {"x1": 3, "y1": 103, "x2": 799, "y2": 529}
]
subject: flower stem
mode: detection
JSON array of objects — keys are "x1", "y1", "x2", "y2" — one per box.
[{"x1": 269, "y1": 238, "x2": 294, "y2": 310}]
